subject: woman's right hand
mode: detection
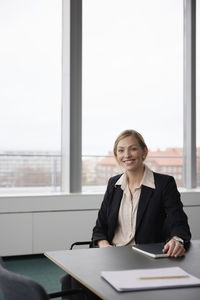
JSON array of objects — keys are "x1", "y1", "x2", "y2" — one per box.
[{"x1": 97, "y1": 240, "x2": 112, "y2": 248}]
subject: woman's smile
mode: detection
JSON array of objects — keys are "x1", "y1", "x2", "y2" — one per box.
[{"x1": 123, "y1": 159, "x2": 136, "y2": 165}]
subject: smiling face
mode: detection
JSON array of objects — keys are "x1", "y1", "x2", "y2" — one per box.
[{"x1": 116, "y1": 135, "x2": 148, "y2": 173}]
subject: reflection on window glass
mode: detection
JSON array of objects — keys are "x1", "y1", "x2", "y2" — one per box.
[
  {"x1": 82, "y1": 0, "x2": 183, "y2": 192},
  {"x1": 0, "y1": 0, "x2": 62, "y2": 194}
]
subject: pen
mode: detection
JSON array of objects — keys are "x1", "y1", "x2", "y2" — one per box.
[{"x1": 138, "y1": 275, "x2": 188, "y2": 280}]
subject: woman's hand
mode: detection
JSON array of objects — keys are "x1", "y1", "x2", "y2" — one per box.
[
  {"x1": 163, "y1": 238, "x2": 185, "y2": 257},
  {"x1": 97, "y1": 240, "x2": 112, "y2": 248}
]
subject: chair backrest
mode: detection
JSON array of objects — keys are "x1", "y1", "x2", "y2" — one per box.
[
  {"x1": 0, "y1": 262, "x2": 49, "y2": 300},
  {"x1": 0, "y1": 257, "x2": 5, "y2": 268}
]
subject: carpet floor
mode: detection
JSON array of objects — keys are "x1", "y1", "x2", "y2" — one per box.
[{"x1": 0, "y1": 254, "x2": 66, "y2": 300}]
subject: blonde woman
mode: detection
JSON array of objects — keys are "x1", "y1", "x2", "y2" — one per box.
[
  {"x1": 92, "y1": 129, "x2": 191, "y2": 257},
  {"x1": 61, "y1": 129, "x2": 191, "y2": 300}
]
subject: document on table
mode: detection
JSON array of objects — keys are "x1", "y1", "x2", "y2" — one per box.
[{"x1": 101, "y1": 267, "x2": 200, "y2": 292}]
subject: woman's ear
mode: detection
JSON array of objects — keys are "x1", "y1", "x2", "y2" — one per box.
[{"x1": 143, "y1": 147, "x2": 148, "y2": 160}]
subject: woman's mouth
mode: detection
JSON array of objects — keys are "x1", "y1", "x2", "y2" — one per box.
[{"x1": 123, "y1": 159, "x2": 135, "y2": 165}]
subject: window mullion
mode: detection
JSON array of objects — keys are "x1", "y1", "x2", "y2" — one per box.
[
  {"x1": 61, "y1": 0, "x2": 82, "y2": 193},
  {"x1": 183, "y1": 0, "x2": 196, "y2": 188}
]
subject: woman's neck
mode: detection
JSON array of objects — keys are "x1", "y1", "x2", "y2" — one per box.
[{"x1": 126, "y1": 165, "x2": 145, "y2": 187}]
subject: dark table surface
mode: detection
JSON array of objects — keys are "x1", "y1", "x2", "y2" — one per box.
[{"x1": 45, "y1": 240, "x2": 200, "y2": 300}]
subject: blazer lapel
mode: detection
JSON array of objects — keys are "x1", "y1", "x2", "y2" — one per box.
[
  {"x1": 109, "y1": 185, "x2": 123, "y2": 219},
  {"x1": 135, "y1": 185, "x2": 154, "y2": 232}
]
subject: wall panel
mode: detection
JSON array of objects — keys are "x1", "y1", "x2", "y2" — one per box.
[
  {"x1": 0, "y1": 213, "x2": 32, "y2": 256},
  {"x1": 33, "y1": 210, "x2": 98, "y2": 253}
]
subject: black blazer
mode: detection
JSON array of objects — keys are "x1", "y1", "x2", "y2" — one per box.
[{"x1": 92, "y1": 172, "x2": 191, "y2": 248}]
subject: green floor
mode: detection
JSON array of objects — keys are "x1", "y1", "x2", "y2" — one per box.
[{"x1": 0, "y1": 254, "x2": 66, "y2": 300}]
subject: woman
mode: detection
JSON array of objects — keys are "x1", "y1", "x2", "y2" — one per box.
[
  {"x1": 61, "y1": 129, "x2": 191, "y2": 299},
  {"x1": 92, "y1": 129, "x2": 191, "y2": 257}
]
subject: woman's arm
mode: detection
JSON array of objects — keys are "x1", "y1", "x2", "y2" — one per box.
[
  {"x1": 162, "y1": 176, "x2": 191, "y2": 256},
  {"x1": 92, "y1": 178, "x2": 113, "y2": 244},
  {"x1": 92, "y1": 175, "x2": 121, "y2": 245}
]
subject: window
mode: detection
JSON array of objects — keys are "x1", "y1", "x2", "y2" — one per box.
[
  {"x1": 82, "y1": 0, "x2": 183, "y2": 191},
  {"x1": 0, "y1": 0, "x2": 62, "y2": 194},
  {"x1": 0, "y1": 0, "x2": 198, "y2": 195}
]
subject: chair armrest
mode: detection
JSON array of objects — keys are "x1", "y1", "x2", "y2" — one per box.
[{"x1": 70, "y1": 241, "x2": 92, "y2": 250}]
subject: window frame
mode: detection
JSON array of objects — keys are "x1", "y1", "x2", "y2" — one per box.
[
  {"x1": 61, "y1": 0, "x2": 82, "y2": 193},
  {"x1": 183, "y1": 0, "x2": 197, "y2": 188}
]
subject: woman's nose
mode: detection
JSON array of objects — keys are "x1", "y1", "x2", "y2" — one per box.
[{"x1": 124, "y1": 149, "x2": 130, "y2": 157}]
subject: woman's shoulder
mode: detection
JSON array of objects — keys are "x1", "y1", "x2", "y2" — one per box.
[
  {"x1": 153, "y1": 171, "x2": 176, "y2": 187},
  {"x1": 108, "y1": 174, "x2": 123, "y2": 186},
  {"x1": 106, "y1": 174, "x2": 125, "y2": 190}
]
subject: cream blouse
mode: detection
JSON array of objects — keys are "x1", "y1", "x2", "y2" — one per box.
[{"x1": 112, "y1": 165, "x2": 155, "y2": 246}]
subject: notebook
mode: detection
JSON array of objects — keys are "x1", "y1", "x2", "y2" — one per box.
[{"x1": 132, "y1": 243, "x2": 167, "y2": 258}]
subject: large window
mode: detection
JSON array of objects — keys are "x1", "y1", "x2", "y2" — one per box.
[
  {"x1": 0, "y1": 0, "x2": 199, "y2": 195},
  {"x1": 0, "y1": 0, "x2": 62, "y2": 194},
  {"x1": 82, "y1": 0, "x2": 183, "y2": 191}
]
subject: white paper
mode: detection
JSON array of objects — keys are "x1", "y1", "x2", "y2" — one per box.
[{"x1": 101, "y1": 267, "x2": 200, "y2": 291}]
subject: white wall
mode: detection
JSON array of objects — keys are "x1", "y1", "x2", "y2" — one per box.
[
  {"x1": 0, "y1": 194, "x2": 101, "y2": 256},
  {"x1": 0, "y1": 191, "x2": 200, "y2": 256}
]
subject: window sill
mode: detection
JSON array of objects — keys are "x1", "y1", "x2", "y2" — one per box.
[{"x1": 0, "y1": 189, "x2": 200, "y2": 213}]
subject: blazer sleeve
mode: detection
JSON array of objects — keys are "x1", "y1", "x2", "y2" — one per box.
[
  {"x1": 161, "y1": 175, "x2": 191, "y2": 248},
  {"x1": 92, "y1": 176, "x2": 119, "y2": 244}
]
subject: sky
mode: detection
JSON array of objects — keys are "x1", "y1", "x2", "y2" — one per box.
[
  {"x1": 0, "y1": 0, "x2": 62, "y2": 152},
  {"x1": 0, "y1": 0, "x2": 199, "y2": 155}
]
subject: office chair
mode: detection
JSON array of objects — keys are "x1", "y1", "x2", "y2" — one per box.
[
  {"x1": 59, "y1": 241, "x2": 99, "y2": 300},
  {"x1": 69, "y1": 241, "x2": 93, "y2": 250},
  {"x1": 0, "y1": 257, "x2": 85, "y2": 300},
  {"x1": 0, "y1": 257, "x2": 5, "y2": 268}
]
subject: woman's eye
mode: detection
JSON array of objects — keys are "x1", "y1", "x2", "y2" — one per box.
[
  {"x1": 118, "y1": 149, "x2": 123, "y2": 153},
  {"x1": 131, "y1": 148, "x2": 137, "y2": 151}
]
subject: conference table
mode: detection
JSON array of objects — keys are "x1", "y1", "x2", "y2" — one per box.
[{"x1": 45, "y1": 240, "x2": 200, "y2": 300}]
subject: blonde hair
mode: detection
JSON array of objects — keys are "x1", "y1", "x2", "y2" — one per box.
[{"x1": 113, "y1": 129, "x2": 148, "y2": 160}]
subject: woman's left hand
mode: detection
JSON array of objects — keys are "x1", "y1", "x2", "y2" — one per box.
[{"x1": 162, "y1": 238, "x2": 185, "y2": 257}]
